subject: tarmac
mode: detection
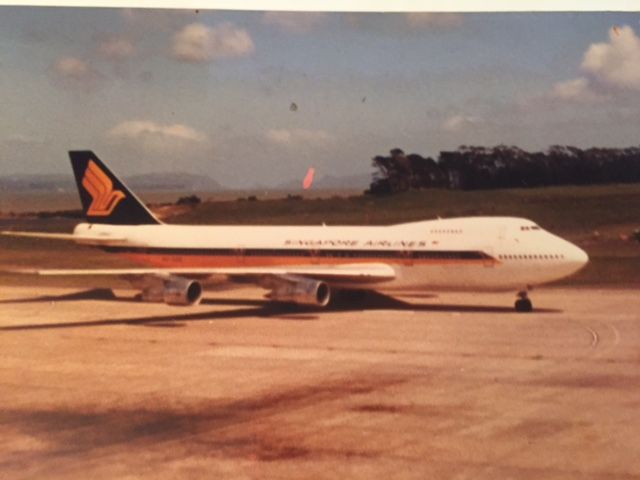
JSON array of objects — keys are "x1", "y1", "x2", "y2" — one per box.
[{"x1": 0, "y1": 286, "x2": 639, "y2": 479}]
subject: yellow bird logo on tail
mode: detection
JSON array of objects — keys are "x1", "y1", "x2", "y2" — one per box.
[{"x1": 82, "y1": 160, "x2": 126, "y2": 216}]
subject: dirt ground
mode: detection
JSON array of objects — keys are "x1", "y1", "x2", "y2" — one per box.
[{"x1": 0, "y1": 286, "x2": 639, "y2": 479}]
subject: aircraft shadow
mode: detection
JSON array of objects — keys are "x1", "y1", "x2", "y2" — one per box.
[
  {"x1": 0, "y1": 289, "x2": 561, "y2": 332},
  {"x1": 0, "y1": 288, "x2": 121, "y2": 304},
  {"x1": 0, "y1": 289, "x2": 267, "y2": 307}
]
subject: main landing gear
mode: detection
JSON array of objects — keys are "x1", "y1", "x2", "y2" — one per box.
[{"x1": 514, "y1": 290, "x2": 533, "y2": 313}]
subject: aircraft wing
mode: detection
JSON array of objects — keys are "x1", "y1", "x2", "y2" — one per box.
[
  {"x1": 1, "y1": 231, "x2": 126, "y2": 246},
  {"x1": 5, "y1": 263, "x2": 396, "y2": 285}
]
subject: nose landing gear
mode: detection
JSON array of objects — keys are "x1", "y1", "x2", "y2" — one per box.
[{"x1": 515, "y1": 290, "x2": 533, "y2": 312}]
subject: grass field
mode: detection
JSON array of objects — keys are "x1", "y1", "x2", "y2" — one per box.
[{"x1": 1, "y1": 184, "x2": 638, "y2": 287}]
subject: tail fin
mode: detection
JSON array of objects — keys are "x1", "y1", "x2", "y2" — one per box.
[{"x1": 69, "y1": 151, "x2": 161, "y2": 225}]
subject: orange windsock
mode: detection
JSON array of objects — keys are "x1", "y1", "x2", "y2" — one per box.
[{"x1": 303, "y1": 167, "x2": 315, "y2": 189}]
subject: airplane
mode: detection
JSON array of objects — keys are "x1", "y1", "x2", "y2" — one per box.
[{"x1": 1, "y1": 151, "x2": 589, "y2": 312}]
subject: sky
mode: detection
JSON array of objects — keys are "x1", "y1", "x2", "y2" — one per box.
[{"x1": 1, "y1": 8, "x2": 640, "y2": 188}]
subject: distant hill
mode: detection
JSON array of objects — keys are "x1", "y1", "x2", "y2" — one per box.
[
  {"x1": 126, "y1": 172, "x2": 222, "y2": 191},
  {"x1": 0, "y1": 174, "x2": 73, "y2": 192},
  {"x1": 0, "y1": 172, "x2": 222, "y2": 192},
  {"x1": 0, "y1": 171, "x2": 372, "y2": 193}
]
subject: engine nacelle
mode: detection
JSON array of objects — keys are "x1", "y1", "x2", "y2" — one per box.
[
  {"x1": 139, "y1": 279, "x2": 203, "y2": 306},
  {"x1": 268, "y1": 278, "x2": 331, "y2": 307},
  {"x1": 163, "y1": 279, "x2": 203, "y2": 306}
]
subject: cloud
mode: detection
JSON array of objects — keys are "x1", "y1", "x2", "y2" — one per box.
[
  {"x1": 262, "y1": 12, "x2": 327, "y2": 33},
  {"x1": 107, "y1": 120, "x2": 208, "y2": 152},
  {"x1": 265, "y1": 128, "x2": 331, "y2": 147},
  {"x1": 581, "y1": 25, "x2": 640, "y2": 90},
  {"x1": 545, "y1": 25, "x2": 640, "y2": 105},
  {"x1": 441, "y1": 114, "x2": 478, "y2": 132},
  {"x1": 50, "y1": 56, "x2": 102, "y2": 89},
  {"x1": 53, "y1": 57, "x2": 94, "y2": 80},
  {"x1": 171, "y1": 22, "x2": 254, "y2": 63},
  {"x1": 550, "y1": 77, "x2": 606, "y2": 103},
  {"x1": 98, "y1": 36, "x2": 136, "y2": 60},
  {"x1": 3, "y1": 134, "x2": 47, "y2": 146},
  {"x1": 404, "y1": 13, "x2": 464, "y2": 29},
  {"x1": 108, "y1": 120, "x2": 207, "y2": 142}
]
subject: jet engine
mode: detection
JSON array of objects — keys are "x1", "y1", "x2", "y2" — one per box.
[
  {"x1": 139, "y1": 278, "x2": 203, "y2": 306},
  {"x1": 267, "y1": 277, "x2": 331, "y2": 307},
  {"x1": 163, "y1": 279, "x2": 203, "y2": 306}
]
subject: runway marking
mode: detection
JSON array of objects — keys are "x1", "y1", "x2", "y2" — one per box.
[
  {"x1": 576, "y1": 320, "x2": 621, "y2": 351},
  {"x1": 567, "y1": 320, "x2": 600, "y2": 349},
  {"x1": 610, "y1": 323, "x2": 621, "y2": 346},
  {"x1": 586, "y1": 325, "x2": 599, "y2": 348}
]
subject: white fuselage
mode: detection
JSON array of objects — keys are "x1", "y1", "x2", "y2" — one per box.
[{"x1": 74, "y1": 216, "x2": 588, "y2": 292}]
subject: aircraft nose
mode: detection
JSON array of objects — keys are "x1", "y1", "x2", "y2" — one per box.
[{"x1": 566, "y1": 242, "x2": 589, "y2": 270}]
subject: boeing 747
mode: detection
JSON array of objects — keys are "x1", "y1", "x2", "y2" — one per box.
[{"x1": 2, "y1": 151, "x2": 589, "y2": 312}]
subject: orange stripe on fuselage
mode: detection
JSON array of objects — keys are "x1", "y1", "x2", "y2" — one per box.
[{"x1": 117, "y1": 252, "x2": 496, "y2": 268}]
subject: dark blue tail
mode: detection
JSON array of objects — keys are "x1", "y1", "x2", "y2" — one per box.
[{"x1": 69, "y1": 151, "x2": 161, "y2": 225}]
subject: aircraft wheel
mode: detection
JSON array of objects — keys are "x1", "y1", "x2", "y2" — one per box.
[{"x1": 515, "y1": 297, "x2": 533, "y2": 313}]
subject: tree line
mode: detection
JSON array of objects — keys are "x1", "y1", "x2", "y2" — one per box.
[{"x1": 366, "y1": 145, "x2": 640, "y2": 194}]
